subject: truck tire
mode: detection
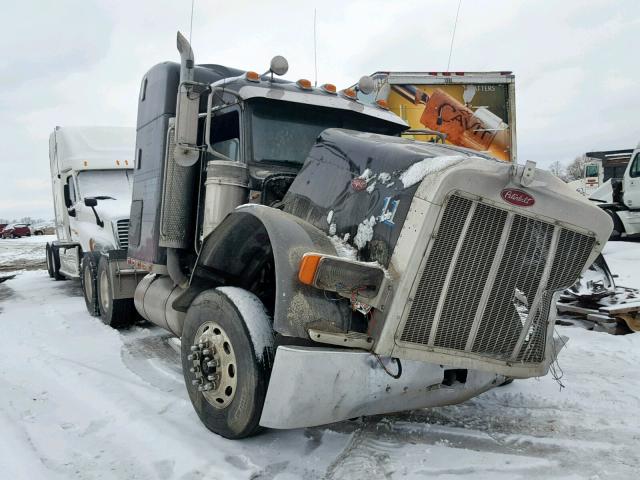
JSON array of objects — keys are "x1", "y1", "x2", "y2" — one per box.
[
  {"x1": 81, "y1": 253, "x2": 100, "y2": 316},
  {"x1": 181, "y1": 288, "x2": 274, "y2": 439},
  {"x1": 45, "y1": 243, "x2": 54, "y2": 278},
  {"x1": 50, "y1": 244, "x2": 65, "y2": 281},
  {"x1": 605, "y1": 209, "x2": 624, "y2": 240},
  {"x1": 97, "y1": 256, "x2": 136, "y2": 328}
]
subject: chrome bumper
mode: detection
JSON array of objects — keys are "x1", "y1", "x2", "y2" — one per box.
[{"x1": 259, "y1": 345, "x2": 501, "y2": 429}]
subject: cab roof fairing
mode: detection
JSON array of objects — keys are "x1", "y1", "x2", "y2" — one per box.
[{"x1": 204, "y1": 76, "x2": 409, "y2": 128}]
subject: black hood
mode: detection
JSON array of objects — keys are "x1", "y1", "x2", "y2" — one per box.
[{"x1": 282, "y1": 128, "x2": 488, "y2": 267}]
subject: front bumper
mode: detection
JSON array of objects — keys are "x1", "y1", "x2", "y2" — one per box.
[{"x1": 259, "y1": 345, "x2": 501, "y2": 429}]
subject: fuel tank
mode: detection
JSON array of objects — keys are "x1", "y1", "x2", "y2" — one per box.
[{"x1": 134, "y1": 273, "x2": 185, "y2": 336}]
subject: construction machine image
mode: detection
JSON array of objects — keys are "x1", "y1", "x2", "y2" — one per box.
[{"x1": 76, "y1": 32, "x2": 612, "y2": 439}]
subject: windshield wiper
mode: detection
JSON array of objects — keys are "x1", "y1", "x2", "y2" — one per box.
[{"x1": 94, "y1": 196, "x2": 116, "y2": 200}]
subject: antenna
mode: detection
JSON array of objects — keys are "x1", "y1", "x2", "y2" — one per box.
[
  {"x1": 189, "y1": 0, "x2": 196, "y2": 45},
  {"x1": 313, "y1": 8, "x2": 318, "y2": 87},
  {"x1": 446, "y1": 0, "x2": 462, "y2": 71}
]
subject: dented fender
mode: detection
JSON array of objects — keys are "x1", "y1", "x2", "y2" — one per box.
[{"x1": 190, "y1": 204, "x2": 351, "y2": 338}]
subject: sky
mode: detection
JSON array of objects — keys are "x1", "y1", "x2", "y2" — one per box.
[{"x1": 0, "y1": 0, "x2": 639, "y2": 220}]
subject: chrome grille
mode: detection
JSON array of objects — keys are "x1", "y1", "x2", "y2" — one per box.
[
  {"x1": 116, "y1": 219, "x2": 129, "y2": 249},
  {"x1": 399, "y1": 193, "x2": 595, "y2": 365}
]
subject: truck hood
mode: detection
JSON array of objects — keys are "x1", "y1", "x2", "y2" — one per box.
[
  {"x1": 588, "y1": 179, "x2": 614, "y2": 203},
  {"x1": 282, "y1": 128, "x2": 492, "y2": 266},
  {"x1": 93, "y1": 197, "x2": 131, "y2": 222}
]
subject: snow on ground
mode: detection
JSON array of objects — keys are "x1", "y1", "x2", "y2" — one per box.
[
  {"x1": 0, "y1": 234, "x2": 55, "y2": 271},
  {"x1": 0, "y1": 240, "x2": 639, "y2": 479},
  {"x1": 602, "y1": 240, "x2": 640, "y2": 290}
]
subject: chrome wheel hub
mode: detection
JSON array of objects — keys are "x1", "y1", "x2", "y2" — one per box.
[{"x1": 188, "y1": 321, "x2": 237, "y2": 408}]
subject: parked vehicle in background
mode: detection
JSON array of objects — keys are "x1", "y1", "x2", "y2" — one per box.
[
  {"x1": 0, "y1": 224, "x2": 6, "y2": 235},
  {"x1": 32, "y1": 221, "x2": 55, "y2": 235},
  {"x1": 45, "y1": 125, "x2": 138, "y2": 323},
  {"x1": 1, "y1": 223, "x2": 31, "y2": 238},
  {"x1": 93, "y1": 32, "x2": 611, "y2": 439},
  {"x1": 357, "y1": 71, "x2": 517, "y2": 162},
  {"x1": 590, "y1": 141, "x2": 640, "y2": 239},
  {"x1": 569, "y1": 149, "x2": 633, "y2": 197}
]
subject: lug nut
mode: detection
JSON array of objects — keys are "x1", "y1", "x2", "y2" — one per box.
[
  {"x1": 207, "y1": 360, "x2": 219, "y2": 368},
  {"x1": 191, "y1": 379, "x2": 201, "y2": 386},
  {"x1": 202, "y1": 349, "x2": 211, "y2": 355},
  {"x1": 207, "y1": 374, "x2": 215, "y2": 381},
  {"x1": 190, "y1": 366, "x2": 200, "y2": 373},
  {"x1": 190, "y1": 345, "x2": 199, "y2": 352}
]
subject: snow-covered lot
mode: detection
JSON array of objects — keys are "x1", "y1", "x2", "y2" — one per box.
[
  {"x1": 1, "y1": 236, "x2": 639, "y2": 479},
  {"x1": 0, "y1": 234, "x2": 56, "y2": 271}
]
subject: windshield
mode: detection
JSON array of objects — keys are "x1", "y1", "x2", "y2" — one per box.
[
  {"x1": 250, "y1": 98, "x2": 404, "y2": 165},
  {"x1": 585, "y1": 164, "x2": 599, "y2": 177},
  {"x1": 77, "y1": 170, "x2": 133, "y2": 201}
]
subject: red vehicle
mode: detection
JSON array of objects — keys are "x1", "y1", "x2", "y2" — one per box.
[{"x1": 1, "y1": 223, "x2": 31, "y2": 238}]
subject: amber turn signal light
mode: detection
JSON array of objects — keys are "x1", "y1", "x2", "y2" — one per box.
[
  {"x1": 245, "y1": 71, "x2": 260, "y2": 82},
  {"x1": 298, "y1": 253, "x2": 322, "y2": 285}
]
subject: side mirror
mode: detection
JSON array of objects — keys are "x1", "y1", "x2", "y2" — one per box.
[
  {"x1": 84, "y1": 197, "x2": 98, "y2": 207},
  {"x1": 63, "y1": 184, "x2": 72, "y2": 208}
]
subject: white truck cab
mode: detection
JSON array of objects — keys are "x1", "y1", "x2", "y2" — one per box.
[
  {"x1": 46, "y1": 126, "x2": 139, "y2": 323},
  {"x1": 590, "y1": 142, "x2": 640, "y2": 238}
]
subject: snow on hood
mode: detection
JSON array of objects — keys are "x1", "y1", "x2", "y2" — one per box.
[
  {"x1": 399, "y1": 155, "x2": 466, "y2": 188},
  {"x1": 93, "y1": 197, "x2": 131, "y2": 222}
]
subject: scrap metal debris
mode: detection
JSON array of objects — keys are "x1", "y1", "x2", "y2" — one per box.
[{"x1": 557, "y1": 254, "x2": 640, "y2": 334}]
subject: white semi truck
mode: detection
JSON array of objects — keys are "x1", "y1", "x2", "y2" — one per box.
[
  {"x1": 590, "y1": 142, "x2": 640, "y2": 238},
  {"x1": 46, "y1": 126, "x2": 139, "y2": 325}
]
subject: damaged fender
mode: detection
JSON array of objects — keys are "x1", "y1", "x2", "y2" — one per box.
[{"x1": 185, "y1": 204, "x2": 352, "y2": 338}]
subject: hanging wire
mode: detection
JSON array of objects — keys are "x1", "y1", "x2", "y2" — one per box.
[{"x1": 446, "y1": 0, "x2": 463, "y2": 71}]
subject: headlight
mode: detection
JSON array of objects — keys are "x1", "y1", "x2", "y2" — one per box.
[{"x1": 298, "y1": 253, "x2": 385, "y2": 299}]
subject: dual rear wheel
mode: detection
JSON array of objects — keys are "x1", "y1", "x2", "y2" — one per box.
[{"x1": 80, "y1": 253, "x2": 136, "y2": 328}]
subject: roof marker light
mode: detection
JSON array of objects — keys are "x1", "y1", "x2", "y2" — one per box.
[
  {"x1": 245, "y1": 71, "x2": 260, "y2": 82},
  {"x1": 375, "y1": 99, "x2": 389, "y2": 110},
  {"x1": 320, "y1": 83, "x2": 337, "y2": 94},
  {"x1": 296, "y1": 78, "x2": 312, "y2": 90},
  {"x1": 340, "y1": 88, "x2": 357, "y2": 99}
]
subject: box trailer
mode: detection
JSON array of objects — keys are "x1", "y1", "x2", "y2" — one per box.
[{"x1": 359, "y1": 71, "x2": 517, "y2": 162}]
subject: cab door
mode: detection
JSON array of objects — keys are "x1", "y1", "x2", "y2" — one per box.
[{"x1": 623, "y1": 151, "x2": 640, "y2": 209}]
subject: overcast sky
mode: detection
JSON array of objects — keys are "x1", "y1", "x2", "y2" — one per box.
[{"x1": 1, "y1": 0, "x2": 639, "y2": 220}]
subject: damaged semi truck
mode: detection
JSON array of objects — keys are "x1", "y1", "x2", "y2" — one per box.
[{"x1": 97, "y1": 33, "x2": 612, "y2": 438}]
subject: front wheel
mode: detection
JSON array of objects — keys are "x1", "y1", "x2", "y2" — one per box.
[
  {"x1": 181, "y1": 288, "x2": 274, "y2": 439},
  {"x1": 605, "y1": 209, "x2": 624, "y2": 240},
  {"x1": 97, "y1": 256, "x2": 136, "y2": 328}
]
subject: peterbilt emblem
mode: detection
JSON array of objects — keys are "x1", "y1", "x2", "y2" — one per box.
[
  {"x1": 500, "y1": 188, "x2": 535, "y2": 207},
  {"x1": 351, "y1": 178, "x2": 367, "y2": 191}
]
